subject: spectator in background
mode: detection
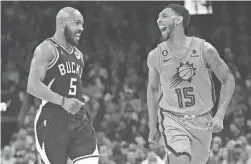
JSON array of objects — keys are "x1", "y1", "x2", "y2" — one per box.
[
  {"x1": 210, "y1": 3, "x2": 232, "y2": 51},
  {"x1": 141, "y1": 152, "x2": 165, "y2": 164},
  {"x1": 220, "y1": 148, "x2": 229, "y2": 164},
  {"x1": 99, "y1": 145, "x2": 116, "y2": 164},
  {"x1": 229, "y1": 140, "x2": 248, "y2": 164},
  {"x1": 210, "y1": 142, "x2": 221, "y2": 163},
  {"x1": 125, "y1": 149, "x2": 139, "y2": 164},
  {"x1": 1, "y1": 146, "x2": 16, "y2": 164},
  {"x1": 246, "y1": 145, "x2": 251, "y2": 164},
  {"x1": 233, "y1": 110, "x2": 247, "y2": 137},
  {"x1": 89, "y1": 60, "x2": 108, "y2": 81}
]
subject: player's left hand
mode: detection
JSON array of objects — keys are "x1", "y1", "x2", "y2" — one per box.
[{"x1": 207, "y1": 115, "x2": 224, "y2": 133}]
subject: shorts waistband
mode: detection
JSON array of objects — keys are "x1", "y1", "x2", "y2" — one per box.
[{"x1": 159, "y1": 107, "x2": 212, "y2": 118}]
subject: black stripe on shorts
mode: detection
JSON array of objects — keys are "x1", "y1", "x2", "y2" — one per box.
[{"x1": 159, "y1": 108, "x2": 192, "y2": 161}]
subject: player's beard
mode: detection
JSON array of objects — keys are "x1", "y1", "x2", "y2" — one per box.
[
  {"x1": 64, "y1": 25, "x2": 79, "y2": 46},
  {"x1": 163, "y1": 22, "x2": 175, "y2": 40}
]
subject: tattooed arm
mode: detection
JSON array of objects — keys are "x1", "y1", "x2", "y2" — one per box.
[{"x1": 203, "y1": 42, "x2": 235, "y2": 119}]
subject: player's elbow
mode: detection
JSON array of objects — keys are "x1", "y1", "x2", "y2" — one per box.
[
  {"x1": 223, "y1": 73, "x2": 235, "y2": 88},
  {"x1": 27, "y1": 81, "x2": 34, "y2": 95},
  {"x1": 229, "y1": 73, "x2": 236, "y2": 88}
]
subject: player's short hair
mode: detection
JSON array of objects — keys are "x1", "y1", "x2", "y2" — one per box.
[{"x1": 165, "y1": 4, "x2": 190, "y2": 28}]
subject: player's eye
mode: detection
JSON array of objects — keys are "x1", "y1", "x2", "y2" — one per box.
[{"x1": 75, "y1": 21, "x2": 81, "y2": 25}]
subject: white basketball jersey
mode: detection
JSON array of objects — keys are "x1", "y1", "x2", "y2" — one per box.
[{"x1": 157, "y1": 37, "x2": 215, "y2": 115}]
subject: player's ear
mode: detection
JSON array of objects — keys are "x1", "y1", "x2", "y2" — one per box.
[
  {"x1": 175, "y1": 16, "x2": 183, "y2": 26},
  {"x1": 57, "y1": 17, "x2": 66, "y2": 28}
]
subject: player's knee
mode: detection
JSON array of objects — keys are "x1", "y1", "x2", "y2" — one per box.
[
  {"x1": 169, "y1": 153, "x2": 190, "y2": 164},
  {"x1": 73, "y1": 157, "x2": 99, "y2": 164}
]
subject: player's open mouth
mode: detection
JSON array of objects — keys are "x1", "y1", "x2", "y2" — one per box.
[
  {"x1": 75, "y1": 33, "x2": 81, "y2": 39},
  {"x1": 159, "y1": 26, "x2": 167, "y2": 33}
]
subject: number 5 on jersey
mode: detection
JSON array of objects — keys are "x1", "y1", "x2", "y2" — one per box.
[
  {"x1": 175, "y1": 87, "x2": 195, "y2": 108},
  {"x1": 69, "y1": 78, "x2": 77, "y2": 96}
]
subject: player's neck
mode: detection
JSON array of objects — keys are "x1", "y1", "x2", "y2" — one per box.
[
  {"x1": 167, "y1": 28, "x2": 186, "y2": 45},
  {"x1": 53, "y1": 32, "x2": 71, "y2": 51}
]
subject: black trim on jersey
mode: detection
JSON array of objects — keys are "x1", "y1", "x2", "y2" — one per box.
[
  {"x1": 200, "y1": 39, "x2": 210, "y2": 70},
  {"x1": 166, "y1": 37, "x2": 196, "y2": 59},
  {"x1": 206, "y1": 155, "x2": 210, "y2": 164},
  {"x1": 208, "y1": 72, "x2": 216, "y2": 104},
  {"x1": 158, "y1": 92, "x2": 163, "y2": 104},
  {"x1": 49, "y1": 38, "x2": 74, "y2": 54},
  {"x1": 46, "y1": 39, "x2": 60, "y2": 70},
  {"x1": 159, "y1": 108, "x2": 192, "y2": 161}
]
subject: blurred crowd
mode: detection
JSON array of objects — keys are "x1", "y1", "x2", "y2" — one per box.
[{"x1": 1, "y1": 1, "x2": 251, "y2": 164}]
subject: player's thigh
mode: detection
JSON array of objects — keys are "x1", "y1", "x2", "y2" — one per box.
[
  {"x1": 35, "y1": 107, "x2": 69, "y2": 164},
  {"x1": 185, "y1": 113, "x2": 212, "y2": 164},
  {"x1": 158, "y1": 110, "x2": 192, "y2": 161},
  {"x1": 68, "y1": 126, "x2": 99, "y2": 163}
]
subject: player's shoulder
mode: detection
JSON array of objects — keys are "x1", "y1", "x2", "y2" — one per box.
[
  {"x1": 190, "y1": 36, "x2": 214, "y2": 51},
  {"x1": 148, "y1": 47, "x2": 158, "y2": 59},
  {"x1": 202, "y1": 41, "x2": 218, "y2": 56},
  {"x1": 33, "y1": 39, "x2": 56, "y2": 60},
  {"x1": 35, "y1": 39, "x2": 55, "y2": 54}
]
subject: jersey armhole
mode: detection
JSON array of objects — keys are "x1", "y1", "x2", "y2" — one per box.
[
  {"x1": 47, "y1": 39, "x2": 59, "y2": 70},
  {"x1": 200, "y1": 40, "x2": 210, "y2": 71},
  {"x1": 157, "y1": 45, "x2": 162, "y2": 73}
]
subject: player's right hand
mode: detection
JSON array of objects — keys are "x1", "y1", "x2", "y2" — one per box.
[
  {"x1": 148, "y1": 127, "x2": 161, "y2": 144},
  {"x1": 62, "y1": 98, "x2": 85, "y2": 115}
]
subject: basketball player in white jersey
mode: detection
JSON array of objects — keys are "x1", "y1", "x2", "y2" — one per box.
[{"x1": 147, "y1": 4, "x2": 235, "y2": 164}]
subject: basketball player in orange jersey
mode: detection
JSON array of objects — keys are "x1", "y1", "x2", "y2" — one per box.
[
  {"x1": 27, "y1": 7, "x2": 99, "y2": 164},
  {"x1": 147, "y1": 4, "x2": 235, "y2": 164}
]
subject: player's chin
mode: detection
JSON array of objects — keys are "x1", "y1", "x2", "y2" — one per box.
[
  {"x1": 160, "y1": 29, "x2": 167, "y2": 37},
  {"x1": 162, "y1": 31, "x2": 171, "y2": 40},
  {"x1": 73, "y1": 37, "x2": 80, "y2": 45},
  {"x1": 161, "y1": 33, "x2": 168, "y2": 40}
]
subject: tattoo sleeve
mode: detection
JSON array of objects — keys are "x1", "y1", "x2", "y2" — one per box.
[{"x1": 204, "y1": 43, "x2": 235, "y2": 118}]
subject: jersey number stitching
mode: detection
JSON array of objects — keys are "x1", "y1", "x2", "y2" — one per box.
[
  {"x1": 69, "y1": 78, "x2": 77, "y2": 96},
  {"x1": 175, "y1": 87, "x2": 195, "y2": 108}
]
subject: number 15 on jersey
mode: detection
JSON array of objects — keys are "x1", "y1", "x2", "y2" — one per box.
[{"x1": 175, "y1": 87, "x2": 195, "y2": 108}]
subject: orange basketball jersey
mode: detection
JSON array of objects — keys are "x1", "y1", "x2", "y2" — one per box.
[{"x1": 153, "y1": 37, "x2": 215, "y2": 115}]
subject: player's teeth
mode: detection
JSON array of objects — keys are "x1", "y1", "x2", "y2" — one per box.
[{"x1": 159, "y1": 26, "x2": 166, "y2": 31}]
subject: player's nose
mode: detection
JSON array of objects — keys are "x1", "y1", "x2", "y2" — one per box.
[
  {"x1": 157, "y1": 18, "x2": 162, "y2": 24},
  {"x1": 79, "y1": 25, "x2": 84, "y2": 32}
]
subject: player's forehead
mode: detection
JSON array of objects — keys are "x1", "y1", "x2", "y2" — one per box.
[
  {"x1": 159, "y1": 8, "x2": 177, "y2": 17},
  {"x1": 70, "y1": 10, "x2": 84, "y2": 22}
]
